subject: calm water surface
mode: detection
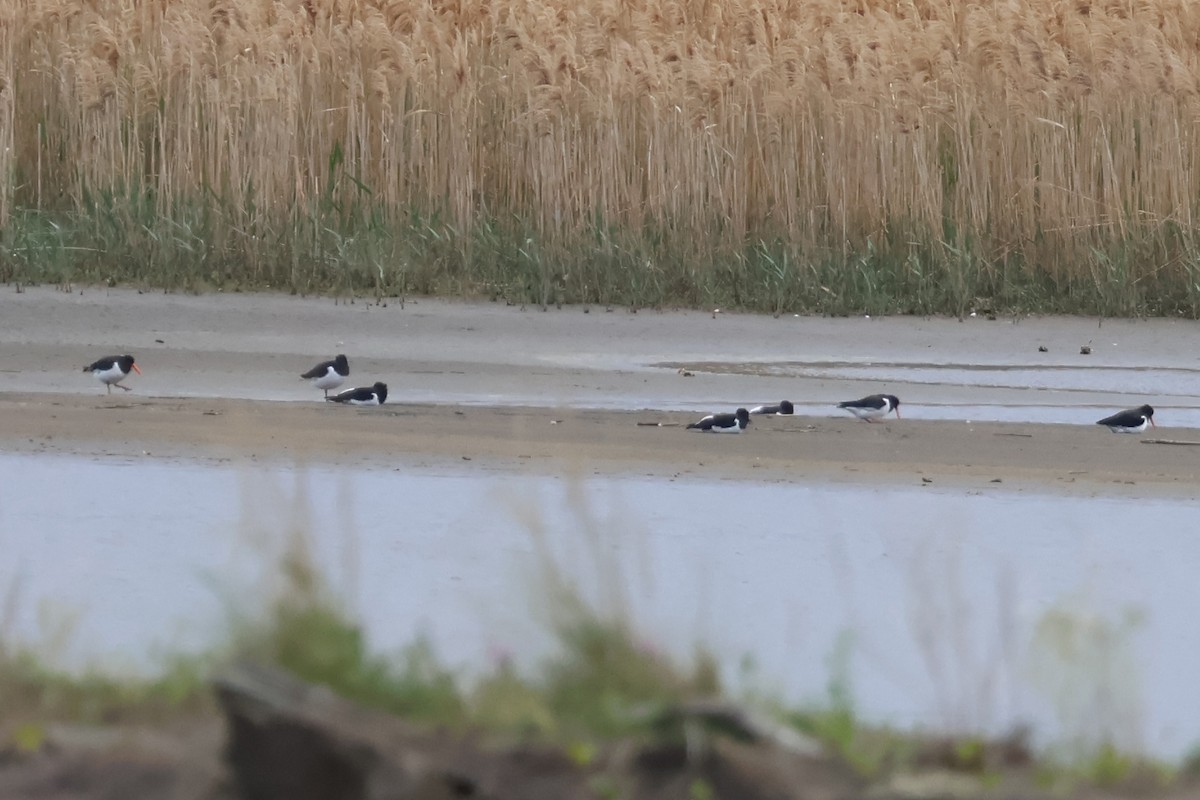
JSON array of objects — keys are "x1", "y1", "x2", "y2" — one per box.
[{"x1": 0, "y1": 453, "x2": 1196, "y2": 758}]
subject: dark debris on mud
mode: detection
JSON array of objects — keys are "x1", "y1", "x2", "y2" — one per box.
[{"x1": 0, "y1": 665, "x2": 1196, "y2": 800}]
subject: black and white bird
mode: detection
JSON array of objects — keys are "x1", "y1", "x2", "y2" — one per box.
[
  {"x1": 1096, "y1": 404, "x2": 1155, "y2": 434},
  {"x1": 327, "y1": 382, "x2": 388, "y2": 406},
  {"x1": 749, "y1": 400, "x2": 794, "y2": 416},
  {"x1": 301, "y1": 354, "x2": 350, "y2": 398},
  {"x1": 687, "y1": 407, "x2": 751, "y2": 433},
  {"x1": 837, "y1": 394, "x2": 901, "y2": 422},
  {"x1": 83, "y1": 355, "x2": 142, "y2": 394}
]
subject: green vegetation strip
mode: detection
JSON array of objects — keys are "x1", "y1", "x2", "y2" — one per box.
[
  {"x1": 1, "y1": 529, "x2": 1194, "y2": 791},
  {"x1": 6, "y1": 199, "x2": 1200, "y2": 318}
]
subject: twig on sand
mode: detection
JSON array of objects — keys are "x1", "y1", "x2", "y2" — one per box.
[{"x1": 1141, "y1": 438, "x2": 1200, "y2": 446}]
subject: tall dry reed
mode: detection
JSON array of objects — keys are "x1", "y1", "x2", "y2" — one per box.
[{"x1": 5, "y1": 0, "x2": 1200, "y2": 311}]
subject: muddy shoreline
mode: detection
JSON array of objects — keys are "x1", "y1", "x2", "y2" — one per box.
[
  {"x1": 3, "y1": 391, "x2": 1198, "y2": 496},
  {"x1": 2, "y1": 287, "x2": 1199, "y2": 494},
  {"x1": 4, "y1": 287, "x2": 1200, "y2": 416}
]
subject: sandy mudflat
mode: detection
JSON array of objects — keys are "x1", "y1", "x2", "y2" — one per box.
[
  {"x1": 1, "y1": 286, "x2": 1199, "y2": 494},
  {"x1": 1, "y1": 392, "x2": 1198, "y2": 496}
]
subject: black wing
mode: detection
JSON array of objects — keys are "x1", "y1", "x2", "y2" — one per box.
[
  {"x1": 838, "y1": 394, "x2": 885, "y2": 410},
  {"x1": 326, "y1": 386, "x2": 365, "y2": 403},
  {"x1": 1096, "y1": 409, "x2": 1136, "y2": 427},
  {"x1": 83, "y1": 356, "x2": 119, "y2": 372},
  {"x1": 301, "y1": 359, "x2": 335, "y2": 379}
]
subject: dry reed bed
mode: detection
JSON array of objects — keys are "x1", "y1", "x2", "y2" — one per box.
[{"x1": 4, "y1": 0, "x2": 1200, "y2": 306}]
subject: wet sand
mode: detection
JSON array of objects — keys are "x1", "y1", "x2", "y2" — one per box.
[
  {"x1": 1, "y1": 391, "x2": 1198, "y2": 496},
  {"x1": 2, "y1": 286, "x2": 1199, "y2": 494}
]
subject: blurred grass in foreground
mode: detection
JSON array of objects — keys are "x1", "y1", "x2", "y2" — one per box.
[{"x1": 0, "y1": 476, "x2": 1191, "y2": 793}]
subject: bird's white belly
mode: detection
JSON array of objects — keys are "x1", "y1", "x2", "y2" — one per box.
[
  {"x1": 312, "y1": 370, "x2": 345, "y2": 391},
  {"x1": 94, "y1": 365, "x2": 126, "y2": 385}
]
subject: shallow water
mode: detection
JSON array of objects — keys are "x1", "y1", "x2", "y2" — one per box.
[
  {"x1": 659, "y1": 358, "x2": 1200, "y2": 427},
  {"x1": 1, "y1": 452, "x2": 1197, "y2": 758},
  {"x1": 7, "y1": 289, "x2": 1200, "y2": 426}
]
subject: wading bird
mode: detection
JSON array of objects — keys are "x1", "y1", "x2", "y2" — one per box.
[
  {"x1": 327, "y1": 382, "x2": 388, "y2": 406},
  {"x1": 84, "y1": 355, "x2": 142, "y2": 394},
  {"x1": 301, "y1": 354, "x2": 350, "y2": 398},
  {"x1": 837, "y1": 394, "x2": 900, "y2": 422},
  {"x1": 687, "y1": 408, "x2": 751, "y2": 433},
  {"x1": 1096, "y1": 404, "x2": 1155, "y2": 434}
]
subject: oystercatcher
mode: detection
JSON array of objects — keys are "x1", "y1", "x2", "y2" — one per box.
[
  {"x1": 301, "y1": 354, "x2": 350, "y2": 398},
  {"x1": 83, "y1": 355, "x2": 142, "y2": 394},
  {"x1": 749, "y1": 400, "x2": 795, "y2": 415},
  {"x1": 687, "y1": 407, "x2": 751, "y2": 433},
  {"x1": 327, "y1": 382, "x2": 388, "y2": 406},
  {"x1": 837, "y1": 394, "x2": 901, "y2": 422},
  {"x1": 1096, "y1": 404, "x2": 1155, "y2": 434}
]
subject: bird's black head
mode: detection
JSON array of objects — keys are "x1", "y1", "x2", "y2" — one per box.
[
  {"x1": 735, "y1": 407, "x2": 750, "y2": 426},
  {"x1": 373, "y1": 382, "x2": 388, "y2": 403},
  {"x1": 1139, "y1": 404, "x2": 1155, "y2": 418},
  {"x1": 779, "y1": 400, "x2": 795, "y2": 414},
  {"x1": 882, "y1": 394, "x2": 901, "y2": 419},
  {"x1": 334, "y1": 354, "x2": 349, "y2": 372}
]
